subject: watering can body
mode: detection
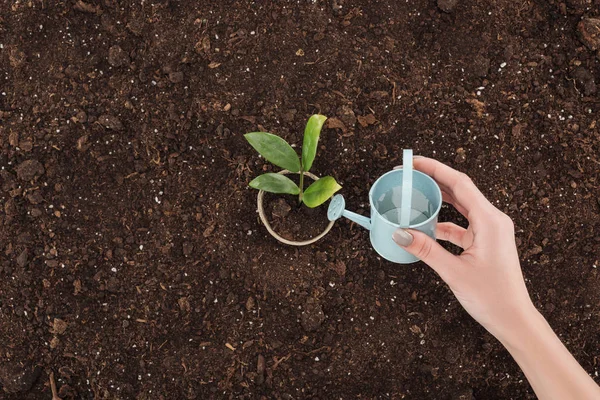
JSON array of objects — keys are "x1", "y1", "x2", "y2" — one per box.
[{"x1": 328, "y1": 164, "x2": 442, "y2": 264}]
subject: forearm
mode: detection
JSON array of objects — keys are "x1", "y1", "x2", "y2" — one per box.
[{"x1": 498, "y1": 307, "x2": 600, "y2": 400}]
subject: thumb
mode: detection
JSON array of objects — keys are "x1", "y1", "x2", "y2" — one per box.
[{"x1": 392, "y1": 228, "x2": 457, "y2": 279}]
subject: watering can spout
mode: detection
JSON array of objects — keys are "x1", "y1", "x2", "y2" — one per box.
[{"x1": 328, "y1": 195, "x2": 371, "y2": 230}]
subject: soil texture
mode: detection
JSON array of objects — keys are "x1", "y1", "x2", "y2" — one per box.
[{"x1": 1, "y1": 0, "x2": 600, "y2": 399}]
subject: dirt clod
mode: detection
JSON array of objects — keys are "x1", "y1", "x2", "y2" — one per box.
[
  {"x1": 27, "y1": 190, "x2": 44, "y2": 205},
  {"x1": 572, "y1": 67, "x2": 597, "y2": 96},
  {"x1": 336, "y1": 105, "x2": 356, "y2": 129},
  {"x1": 333, "y1": 260, "x2": 346, "y2": 277},
  {"x1": 108, "y1": 45, "x2": 130, "y2": 68},
  {"x1": 15, "y1": 159, "x2": 45, "y2": 181},
  {"x1": 73, "y1": 110, "x2": 87, "y2": 123},
  {"x1": 169, "y1": 71, "x2": 184, "y2": 83},
  {"x1": 203, "y1": 223, "x2": 216, "y2": 238},
  {"x1": 357, "y1": 114, "x2": 376, "y2": 127},
  {"x1": 272, "y1": 198, "x2": 292, "y2": 219},
  {"x1": 19, "y1": 141, "x2": 33, "y2": 152},
  {"x1": 326, "y1": 117, "x2": 347, "y2": 132},
  {"x1": 16, "y1": 249, "x2": 29, "y2": 268},
  {"x1": 301, "y1": 297, "x2": 325, "y2": 332},
  {"x1": 97, "y1": 115, "x2": 123, "y2": 130},
  {"x1": 246, "y1": 296, "x2": 256, "y2": 311},
  {"x1": 370, "y1": 91, "x2": 389, "y2": 100},
  {"x1": 52, "y1": 318, "x2": 68, "y2": 335},
  {"x1": 9, "y1": 48, "x2": 26, "y2": 69},
  {"x1": 76, "y1": 135, "x2": 90, "y2": 152},
  {"x1": 472, "y1": 55, "x2": 491, "y2": 77},
  {"x1": 578, "y1": 18, "x2": 600, "y2": 51},
  {"x1": 178, "y1": 297, "x2": 191, "y2": 312}
]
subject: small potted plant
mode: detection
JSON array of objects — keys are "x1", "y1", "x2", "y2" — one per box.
[{"x1": 245, "y1": 114, "x2": 342, "y2": 246}]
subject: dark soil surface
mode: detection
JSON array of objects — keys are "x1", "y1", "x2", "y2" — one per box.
[{"x1": 1, "y1": 0, "x2": 600, "y2": 399}]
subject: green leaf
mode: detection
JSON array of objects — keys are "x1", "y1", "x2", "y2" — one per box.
[
  {"x1": 249, "y1": 173, "x2": 300, "y2": 195},
  {"x1": 301, "y1": 114, "x2": 327, "y2": 172},
  {"x1": 302, "y1": 176, "x2": 342, "y2": 208},
  {"x1": 245, "y1": 132, "x2": 301, "y2": 173}
]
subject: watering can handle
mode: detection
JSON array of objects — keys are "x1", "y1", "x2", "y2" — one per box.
[{"x1": 400, "y1": 149, "x2": 413, "y2": 227}]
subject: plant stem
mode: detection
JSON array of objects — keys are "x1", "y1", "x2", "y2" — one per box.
[{"x1": 298, "y1": 170, "x2": 304, "y2": 204}]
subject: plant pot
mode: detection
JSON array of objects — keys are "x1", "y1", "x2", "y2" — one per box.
[{"x1": 256, "y1": 170, "x2": 335, "y2": 246}]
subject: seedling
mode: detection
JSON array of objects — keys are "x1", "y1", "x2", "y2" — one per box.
[{"x1": 245, "y1": 114, "x2": 341, "y2": 208}]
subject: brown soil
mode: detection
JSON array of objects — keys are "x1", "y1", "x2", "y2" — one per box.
[
  {"x1": 263, "y1": 191, "x2": 330, "y2": 242},
  {"x1": 1, "y1": 0, "x2": 600, "y2": 399}
]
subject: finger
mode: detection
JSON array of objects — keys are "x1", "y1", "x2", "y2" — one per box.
[
  {"x1": 413, "y1": 157, "x2": 494, "y2": 221},
  {"x1": 436, "y1": 222, "x2": 467, "y2": 248},
  {"x1": 392, "y1": 228, "x2": 458, "y2": 282}
]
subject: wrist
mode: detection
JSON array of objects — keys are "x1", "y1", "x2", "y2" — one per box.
[{"x1": 496, "y1": 304, "x2": 550, "y2": 352}]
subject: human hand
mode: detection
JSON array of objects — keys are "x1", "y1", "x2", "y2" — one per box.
[{"x1": 392, "y1": 157, "x2": 535, "y2": 343}]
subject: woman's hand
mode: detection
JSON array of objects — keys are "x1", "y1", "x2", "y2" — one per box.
[
  {"x1": 392, "y1": 157, "x2": 534, "y2": 342},
  {"x1": 393, "y1": 157, "x2": 600, "y2": 400}
]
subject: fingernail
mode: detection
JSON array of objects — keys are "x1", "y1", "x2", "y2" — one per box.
[
  {"x1": 413, "y1": 155, "x2": 424, "y2": 159},
  {"x1": 392, "y1": 229, "x2": 413, "y2": 247}
]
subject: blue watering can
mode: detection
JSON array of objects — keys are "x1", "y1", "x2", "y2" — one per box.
[{"x1": 328, "y1": 150, "x2": 442, "y2": 264}]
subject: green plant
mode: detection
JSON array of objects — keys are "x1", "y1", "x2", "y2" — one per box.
[{"x1": 245, "y1": 114, "x2": 341, "y2": 208}]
